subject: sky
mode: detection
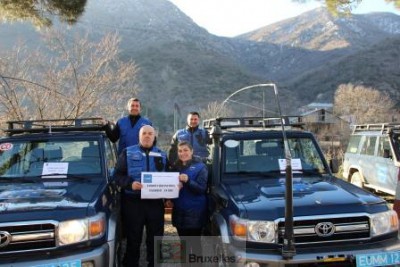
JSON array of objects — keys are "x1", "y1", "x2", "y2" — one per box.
[{"x1": 168, "y1": 0, "x2": 400, "y2": 37}]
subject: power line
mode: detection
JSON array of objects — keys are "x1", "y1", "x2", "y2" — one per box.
[{"x1": 0, "y1": 75, "x2": 69, "y2": 99}]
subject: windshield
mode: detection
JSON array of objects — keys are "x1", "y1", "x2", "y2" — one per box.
[
  {"x1": 224, "y1": 137, "x2": 326, "y2": 175},
  {"x1": 0, "y1": 140, "x2": 102, "y2": 178}
]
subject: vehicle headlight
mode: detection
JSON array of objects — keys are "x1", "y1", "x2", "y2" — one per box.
[
  {"x1": 229, "y1": 215, "x2": 276, "y2": 243},
  {"x1": 58, "y1": 213, "x2": 106, "y2": 246},
  {"x1": 370, "y1": 210, "x2": 398, "y2": 237}
]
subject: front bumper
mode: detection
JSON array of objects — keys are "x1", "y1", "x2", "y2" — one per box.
[
  {"x1": 0, "y1": 241, "x2": 114, "y2": 267},
  {"x1": 228, "y1": 238, "x2": 400, "y2": 267}
]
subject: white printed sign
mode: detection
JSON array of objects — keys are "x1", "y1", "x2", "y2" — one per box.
[
  {"x1": 141, "y1": 172, "x2": 180, "y2": 199},
  {"x1": 42, "y1": 162, "x2": 69, "y2": 177},
  {"x1": 278, "y1": 158, "x2": 303, "y2": 173}
]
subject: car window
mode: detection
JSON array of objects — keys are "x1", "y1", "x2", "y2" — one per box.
[
  {"x1": 393, "y1": 134, "x2": 400, "y2": 160},
  {"x1": 0, "y1": 140, "x2": 102, "y2": 177},
  {"x1": 377, "y1": 136, "x2": 391, "y2": 158},
  {"x1": 223, "y1": 137, "x2": 325, "y2": 174},
  {"x1": 104, "y1": 139, "x2": 117, "y2": 173},
  {"x1": 366, "y1": 136, "x2": 377, "y2": 155},
  {"x1": 360, "y1": 136, "x2": 377, "y2": 156},
  {"x1": 346, "y1": 135, "x2": 362, "y2": 153}
]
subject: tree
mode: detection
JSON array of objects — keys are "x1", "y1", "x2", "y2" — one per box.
[
  {"x1": 292, "y1": 0, "x2": 400, "y2": 16},
  {"x1": 0, "y1": 0, "x2": 86, "y2": 28},
  {"x1": 333, "y1": 83, "x2": 395, "y2": 124},
  {"x1": 0, "y1": 30, "x2": 139, "y2": 123},
  {"x1": 199, "y1": 101, "x2": 232, "y2": 120}
]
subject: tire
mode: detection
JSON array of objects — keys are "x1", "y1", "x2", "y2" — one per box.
[
  {"x1": 214, "y1": 237, "x2": 229, "y2": 267},
  {"x1": 113, "y1": 225, "x2": 124, "y2": 267},
  {"x1": 350, "y1": 172, "x2": 364, "y2": 188}
]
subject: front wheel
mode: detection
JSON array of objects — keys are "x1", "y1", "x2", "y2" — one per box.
[
  {"x1": 214, "y1": 237, "x2": 229, "y2": 267},
  {"x1": 350, "y1": 172, "x2": 364, "y2": 188},
  {"x1": 113, "y1": 223, "x2": 124, "y2": 267}
]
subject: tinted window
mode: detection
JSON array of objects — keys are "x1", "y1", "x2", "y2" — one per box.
[
  {"x1": 105, "y1": 139, "x2": 117, "y2": 172},
  {"x1": 377, "y1": 136, "x2": 391, "y2": 158},
  {"x1": 393, "y1": 134, "x2": 400, "y2": 159}
]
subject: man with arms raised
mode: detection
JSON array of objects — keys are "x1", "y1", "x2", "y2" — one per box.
[{"x1": 104, "y1": 98, "x2": 152, "y2": 155}]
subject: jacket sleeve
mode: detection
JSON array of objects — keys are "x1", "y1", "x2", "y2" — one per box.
[
  {"x1": 186, "y1": 165, "x2": 208, "y2": 195},
  {"x1": 113, "y1": 148, "x2": 132, "y2": 189},
  {"x1": 104, "y1": 120, "x2": 120, "y2": 143}
]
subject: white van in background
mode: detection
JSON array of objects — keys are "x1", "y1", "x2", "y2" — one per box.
[{"x1": 342, "y1": 123, "x2": 400, "y2": 195}]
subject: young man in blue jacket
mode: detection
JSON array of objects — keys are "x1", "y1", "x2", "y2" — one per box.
[
  {"x1": 104, "y1": 98, "x2": 152, "y2": 155},
  {"x1": 168, "y1": 111, "x2": 211, "y2": 165}
]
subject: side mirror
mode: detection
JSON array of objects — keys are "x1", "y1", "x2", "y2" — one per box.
[
  {"x1": 330, "y1": 159, "x2": 339, "y2": 173},
  {"x1": 383, "y1": 149, "x2": 391, "y2": 159},
  {"x1": 213, "y1": 186, "x2": 229, "y2": 208}
]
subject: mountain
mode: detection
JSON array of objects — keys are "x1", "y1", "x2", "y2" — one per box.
[
  {"x1": 78, "y1": 0, "x2": 265, "y2": 116},
  {"x1": 240, "y1": 7, "x2": 400, "y2": 51},
  {"x1": 0, "y1": 1, "x2": 400, "y2": 129},
  {"x1": 233, "y1": 8, "x2": 400, "y2": 82},
  {"x1": 90, "y1": 4, "x2": 399, "y2": 116},
  {"x1": 233, "y1": 7, "x2": 400, "y2": 108},
  {"x1": 282, "y1": 36, "x2": 400, "y2": 105}
]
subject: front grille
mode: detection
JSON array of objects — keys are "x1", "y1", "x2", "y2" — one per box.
[
  {"x1": 0, "y1": 223, "x2": 56, "y2": 253},
  {"x1": 278, "y1": 216, "x2": 370, "y2": 244}
]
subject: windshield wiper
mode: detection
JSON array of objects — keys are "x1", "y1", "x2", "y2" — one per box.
[
  {"x1": 298, "y1": 169, "x2": 325, "y2": 176},
  {"x1": 261, "y1": 170, "x2": 283, "y2": 177},
  {"x1": 0, "y1": 177, "x2": 40, "y2": 183},
  {"x1": 29, "y1": 173, "x2": 91, "y2": 181},
  {"x1": 229, "y1": 170, "x2": 282, "y2": 178}
]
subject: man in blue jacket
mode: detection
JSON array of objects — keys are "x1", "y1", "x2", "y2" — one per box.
[
  {"x1": 168, "y1": 111, "x2": 211, "y2": 165},
  {"x1": 104, "y1": 98, "x2": 152, "y2": 155},
  {"x1": 114, "y1": 125, "x2": 168, "y2": 267}
]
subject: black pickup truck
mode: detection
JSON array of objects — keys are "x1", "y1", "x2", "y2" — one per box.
[
  {"x1": 0, "y1": 118, "x2": 121, "y2": 267},
  {"x1": 204, "y1": 116, "x2": 400, "y2": 267}
]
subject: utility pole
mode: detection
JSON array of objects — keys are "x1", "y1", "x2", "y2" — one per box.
[{"x1": 174, "y1": 103, "x2": 181, "y2": 132}]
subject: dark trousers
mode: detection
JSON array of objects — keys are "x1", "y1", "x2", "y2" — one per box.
[
  {"x1": 122, "y1": 195, "x2": 165, "y2": 267},
  {"x1": 176, "y1": 228, "x2": 203, "y2": 257}
]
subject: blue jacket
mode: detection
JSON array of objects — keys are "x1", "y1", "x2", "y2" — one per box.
[
  {"x1": 169, "y1": 126, "x2": 210, "y2": 164},
  {"x1": 117, "y1": 116, "x2": 152, "y2": 155},
  {"x1": 123, "y1": 145, "x2": 167, "y2": 197},
  {"x1": 172, "y1": 158, "x2": 208, "y2": 229}
]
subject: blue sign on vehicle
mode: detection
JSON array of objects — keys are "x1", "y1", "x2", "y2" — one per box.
[
  {"x1": 356, "y1": 251, "x2": 400, "y2": 267},
  {"x1": 33, "y1": 260, "x2": 81, "y2": 267}
]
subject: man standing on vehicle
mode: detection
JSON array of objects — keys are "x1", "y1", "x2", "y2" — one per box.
[
  {"x1": 168, "y1": 111, "x2": 211, "y2": 165},
  {"x1": 113, "y1": 125, "x2": 168, "y2": 267},
  {"x1": 103, "y1": 98, "x2": 152, "y2": 155}
]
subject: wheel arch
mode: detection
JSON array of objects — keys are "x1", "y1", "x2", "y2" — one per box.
[
  {"x1": 347, "y1": 167, "x2": 364, "y2": 183},
  {"x1": 210, "y1": 212, "x2": 231, "y2": 244}
]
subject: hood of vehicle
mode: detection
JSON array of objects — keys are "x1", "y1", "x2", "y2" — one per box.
[
  {"x1": 0, "y1": 179, "x2": 104, "y2": 215},
  {"x1": 223, "y1": 175, "x2": 386, "y2": 220}
]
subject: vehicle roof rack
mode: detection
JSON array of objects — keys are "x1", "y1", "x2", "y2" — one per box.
[
  {"x1": 4, "y1": 118, "x2": 105, "y2": 136},
  {"x1": 203, "y1": 116, "x2": 304, "y2": 130},
  {"x1": 352, "y1": 123, "x2": 400, "y2": 134}
]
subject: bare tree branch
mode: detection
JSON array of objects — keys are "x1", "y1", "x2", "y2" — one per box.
[
  {"x1": 0, "y1": 30, "x2": 140, "y2": 124},
  {"x1": 333, "y1": 83, "x2": 395, "y2": 124}
]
